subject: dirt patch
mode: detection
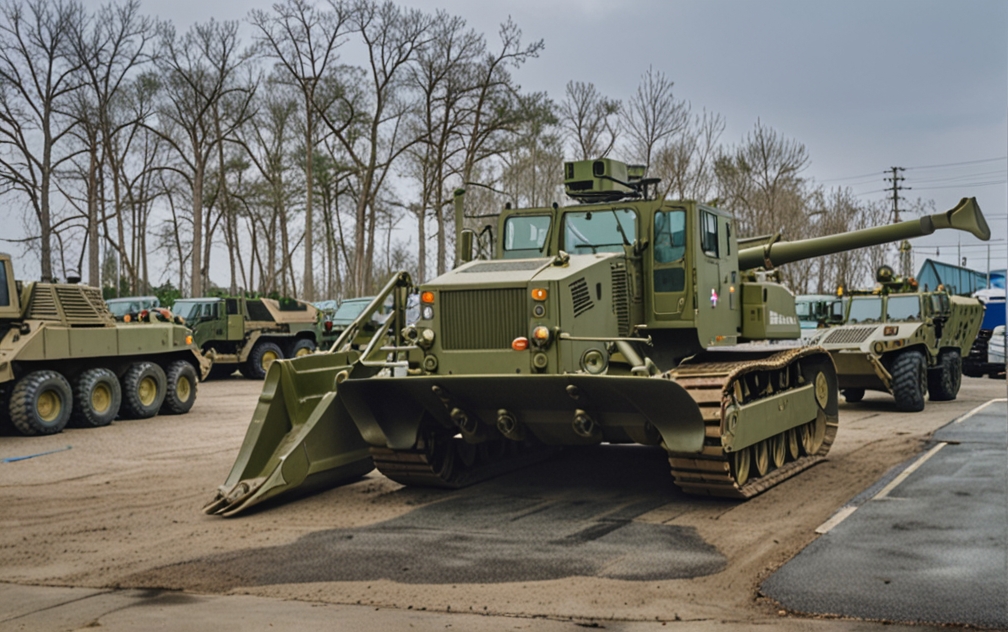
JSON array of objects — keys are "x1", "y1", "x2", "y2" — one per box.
[{"x1": 1, "y1": 376, "x2": 1002, "y2": 625}]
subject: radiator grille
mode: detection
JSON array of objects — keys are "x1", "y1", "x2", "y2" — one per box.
[
  {"x1": 570, "y1": 277, "x2": 593, "y2": 317},
  {"x1": 611, "y1": 263, "x2": 630, "y2": 336},
  {"x1": 822, "y1": 326, "x2": 877, "y2": 345},
  {"x1": 441, "y1": 288, "x2": 526, "y2": 350}
]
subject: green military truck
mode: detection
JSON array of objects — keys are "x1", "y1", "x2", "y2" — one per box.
[
  {"x1": 172, "y1": 296, "x2": 330, "y2": 379},
  {"x1": 0, "y1": 253, "x2": 210, "y2": 436},
  {"x1": 811, "y1": 267, "x2": 984, "y2": 411}
]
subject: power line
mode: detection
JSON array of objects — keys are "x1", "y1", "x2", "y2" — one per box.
[
  {"x1": 819, "y1": 155, "x2": 1007, "y2": 185},
  {"x1": 904, "y1": 156, "x2": 1007, "y2": 171},
  {"x1": 905, "y1": 169, "x2": 1007, "y2": 184},
  {"x1": 911, "y1": 180, "x2": 1007, "y2": 191}
]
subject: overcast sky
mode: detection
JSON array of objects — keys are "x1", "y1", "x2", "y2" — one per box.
[
  {"x1": 10, "y1": 0, "x2": 1007, "y2": 282},
  {"x1": 144, "y1": 0, "x2": 1008, "y2": 275}
]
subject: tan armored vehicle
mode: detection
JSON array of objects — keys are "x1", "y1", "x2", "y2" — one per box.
[
  {"x1": 811, "y1": 267, "x2": 983, "y2": 411},
  {"x1": 172, "y1": 296, "x2": 330, "y2": 379},
  {"x1": 0, "y1": 253, "x2": 210, "y2": 436},
  {"x1": 205, "y1": 159, "x2": 990, "y2": 516}
]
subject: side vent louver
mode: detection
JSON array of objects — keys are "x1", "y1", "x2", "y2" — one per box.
[
  {"x1": 611, "y1": 263, "x2": 630, "y2": 336},
  {"x1": 570, "y1": 277, "x2": 593, "y2": 317},
  {"x1": 28, "y1": 286, "x2": 60, "y2": 320}
]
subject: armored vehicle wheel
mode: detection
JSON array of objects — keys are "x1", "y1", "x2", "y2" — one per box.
[
  {"x1": 161, "y1": 361, "x2": 198, "y2": 415},
  {"x1": 842, "y1": 388, "x2": 865, "y2": 403},
  {"x1": 891, "y1": 349, "x2": 927, "y2": 412},
  {"x1": 9, "y1": 370, "x2": 73, "y2": 435},
  {"x1": 927, "y1": 349, "x2": 962, "y2": 401},
  {"x1": 786, "y1": 428, "x2": 800, "y2": 460},
  {"x1": 244, "y1": 341, "x2": 284, "y2": 380},
  {"x1": 71, "y1": 368, "x2": 121, "y2": 428},
  {"x1": 289, "y1": 338, "x2": 316, "y2": 358},
  {"x1": 120, "y1": 362, "x2": 167, "y2": 419}
]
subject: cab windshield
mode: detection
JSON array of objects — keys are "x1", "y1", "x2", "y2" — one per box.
[
  {"x1": 503, "y1": 214, "x2": 551, "y2": 259},
  {"x1": 173, "y1": 300, "x2": 218, "y2": 323},
  {"x1": 847, "y1": 297, "x2": 883, "y2": 324},
  {"x1": 886, "y1": 295, "x2": 922, "y2": 321},
  {"x1": 562, "y1": 209, "x2": 636, "y2": 254},
  {"x1": 106, "y1": 300, "x2": 143, "y2": 317}
]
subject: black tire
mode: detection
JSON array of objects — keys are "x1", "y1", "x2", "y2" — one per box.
[
  {"x1": 842, "y1": 388, "x2": 865, "y2": 403},
  {"x1": 70, "y1": 368, "x2": 121, "y2": 428},
  {"x1": 9, "y1": 370, "x2": 73, "y2": 436},
  {"x1": 289, "y1": 338, "x2": 316, "y2": 358},
  {"x1": 891, "y1": 350, "x2": 927, "y2": 412},
  {"x1": 207, "y1": 364, "x2": 237, "y2": 380},
  {"x1": 928, "y1": 350, "x2": 962, "y2": 401},
  {"x1": 120, "y1": 362, "x2": 167, "y2": 419},
  {"x1": 244, "y1": 341, "x2": 284, "y2": 380},
  {"x1": 161, "y1": 361, "x2": 198, "y2": 415}
]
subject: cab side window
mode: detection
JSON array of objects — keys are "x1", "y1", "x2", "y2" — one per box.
[
  {"x1": 0, "y1": 263, "x2": 8, "y2": 306},
  {"x1": 654, "y1": 210, "x2": 686, "y2": 263},
  {"x1": 700, "y1": 211, "x2": 719, "y2": 258}
]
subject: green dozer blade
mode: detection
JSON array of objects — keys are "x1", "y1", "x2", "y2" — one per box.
[
  {"x1": 203, "y1": 351, "x2": 375, "y2": 517},
  {"x1": 337, "y1": 373, "x2": 707, "y2": 453}
]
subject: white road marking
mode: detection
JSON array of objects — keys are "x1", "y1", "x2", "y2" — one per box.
[
  {"x1": 815, "y1": 505, "x2": 858, "y2": 534},
  {"x1": 954, "y1": 397, "x2": 1007, "y2": 423},
  {"x1": 872, "y1": 442, "x2": 946, "y2": 500},
  {"x1": 815, "y1": 397, "x2": 1006, "y2": 535}
]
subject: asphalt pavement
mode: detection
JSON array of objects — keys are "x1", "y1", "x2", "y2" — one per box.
[{"x1": 762, "y1": 399, "x2": 1008, "y2": 628}]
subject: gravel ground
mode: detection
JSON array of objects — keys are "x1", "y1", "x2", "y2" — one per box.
[{"x1": 1, "y1": 374, "x2": 1003, "y2": 629}]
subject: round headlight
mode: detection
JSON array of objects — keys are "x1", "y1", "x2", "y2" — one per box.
[
  {"x1": 532, "y1": 325, "x2": 550, "y2": 346},
  {"x1": 873, "y1": 341, "x2": 885, "y2": 355},
  {"x1": 421, "y1": 305, "x2": 434, "y2": 320},
  {"x1": 581, "y1": 348, "x2": 608, "y2": 374}
]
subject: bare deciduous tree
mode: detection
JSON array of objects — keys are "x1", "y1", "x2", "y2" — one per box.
[
  {"x1": 0, "y1": 0, "x2": 84, "y2": 280},
  {"x1": 559, "y1": 80, "x2": 619, "y2": 161},
  {"x1": 624, "y1": 65, "x2": 689, "y2": 174},
  {"x1": 151, "y1": 18, "x2": 254, "y2": 296},
  {"x1": 250, "y1": 0, "x2": 350, "y2": 300}
]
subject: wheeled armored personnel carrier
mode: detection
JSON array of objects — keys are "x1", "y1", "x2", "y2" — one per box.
[
  {"x1": 812, "y1": 267, "x2": 984, "y2": 411},
  {"x1": 172, "y1": 296, "x2": 331, "y2": 379},
  {"x1": 0, "y1": 254, "x2": 210, "y2": 436},
  {"x1": 206, "y1": 158, "x2": 990, "y2": 516}
]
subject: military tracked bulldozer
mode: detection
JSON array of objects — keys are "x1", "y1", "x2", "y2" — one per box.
[
  {"x1": 0, "y1": 253, "x2": 210, "y2": 436},
  {"x1": 206, "y1": 158, "x2": 990, "y2": 516},
  {"x1": 811, "y1": 267, "x2": 984, "y2": 411}
]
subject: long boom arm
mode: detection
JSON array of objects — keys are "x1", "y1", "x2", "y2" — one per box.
[{"x1": 737, "y1": 197, "x2": 990, "y2": 271}]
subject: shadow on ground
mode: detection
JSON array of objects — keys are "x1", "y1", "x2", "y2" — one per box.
[{"x1": 134, "y1": 445, "x2": 729, "y2": 589}]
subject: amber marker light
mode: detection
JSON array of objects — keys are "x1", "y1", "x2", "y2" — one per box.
[
  {"x1": 531, "y1": 288, "x2": 547, "y2": 301},
  {"x1": 421, "y1": 291, "x2": 435, "y2": 304},
  {"x1": 884, "y1": 326, "x2": 898, "y2": 336},
  {"x1": 512, "y1": 337, "x2": 529, "y2": 351},
  {"x1": 186, "y1": 335, "x2": 193, "y2": 345}
]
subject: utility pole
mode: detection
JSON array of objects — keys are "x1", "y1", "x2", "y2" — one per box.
[{"x1": 885, "y1": 167, "x2": 912, "y2": 277}]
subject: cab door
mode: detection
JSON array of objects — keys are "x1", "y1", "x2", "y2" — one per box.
[
  {"x1": 650, "y1": 207, "x2": 689, "y2": 319},
  {"x1": 226, "y1": 298, "x2": 244, "y2": 340},
  {"x1": 693, "y1": 208, "x2": 738, "y2": 346}
]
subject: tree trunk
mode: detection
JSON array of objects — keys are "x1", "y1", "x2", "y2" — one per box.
[
  {"x1": 303, "y1": 102, "x2": 315, "y2": 301},
  {"x1": 191, "y1": 158, "x2": 204, "y2": 297}
]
